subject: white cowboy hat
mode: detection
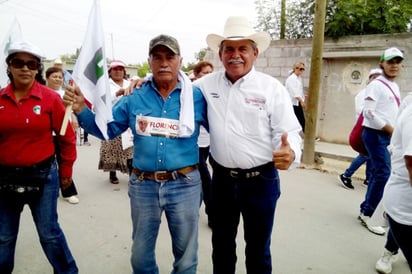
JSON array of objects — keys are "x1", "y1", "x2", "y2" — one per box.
[{"x1": 206, "y1": 16, "x2": 271, "y2": 53}]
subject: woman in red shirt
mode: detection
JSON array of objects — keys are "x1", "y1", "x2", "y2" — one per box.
[{"x1": 0, "y1": 41, "x2": 78, "y2": 273}]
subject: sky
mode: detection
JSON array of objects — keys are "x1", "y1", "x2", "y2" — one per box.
[{"x1": 0, "y1": 0, "x2": 259, "y2": 65}]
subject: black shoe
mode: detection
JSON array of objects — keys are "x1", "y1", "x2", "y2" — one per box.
[
  {"x1": 338, "y1": 174, "x2": 354, "y2": 189},
  {"x1": 110, "y1": 172, "x2": 119, "y2": 184}
]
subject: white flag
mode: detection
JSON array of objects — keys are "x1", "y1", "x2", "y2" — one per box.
[
  {"x1": 0, "y1": 17, "x2": 23, "y2": 88},
  {"x1": 72, "y1": 0, "x2": 112, "y2": 140}
]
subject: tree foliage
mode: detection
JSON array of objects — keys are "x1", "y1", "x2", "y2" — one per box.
[
  {"x1": 254, "y1": 0, "x2": 412, "y2": 39},
  {"x1": 255, "y1": 0, "x2": 280, "y2": 39}
]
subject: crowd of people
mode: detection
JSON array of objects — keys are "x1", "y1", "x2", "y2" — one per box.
[{"x1": 0, "y1": 14, "x2": 411, "y2": 274}]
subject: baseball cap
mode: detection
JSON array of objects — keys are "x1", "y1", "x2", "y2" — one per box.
[
  {"x1": 149, "y1": 34, "x2": 180, "y2": 55},
  {"x1": 7, "y1": 41, "x2": 44, "y2": 60},
  {"x1": 109, "y1": 60, "x2": 126, "y2": 69},
  {"x1": 368, "y1": 68, "x2": 382, "y2": 78},
  {"x1": 380, "y1": 47, "x2": 404, "y2": 62}
]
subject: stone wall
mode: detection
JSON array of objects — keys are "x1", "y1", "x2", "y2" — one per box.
[{"x1": 204, "y1": 32, "x2": 412, "y2": 144}]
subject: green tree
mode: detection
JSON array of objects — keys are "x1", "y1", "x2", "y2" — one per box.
[
  {"x1": 255, "y1": 0, "x2": 279, "y2": 39},
  {"x1": 285, "y1": 0, "x2": 315, "y2": 39},
  {"x1": 325, "y1": 0, "x2": 412, "y2": 39},
  {"x1": 255, "y1": 0, "x2": 412, "y2": 39},
  {"x1": 136, "y1": 62, "x2": 151, "y2": 78},
  {"x1": 194, "y1": 48, "x2": 207, "y2": 62}
]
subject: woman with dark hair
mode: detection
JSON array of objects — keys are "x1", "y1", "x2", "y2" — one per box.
[
  {"x1": 98, "y1": 60, "x2": 133, "y2": 184},
  {"x1": 0, "y1": 41, "x2": 78, "y2": 273},
  {"x1": 45, "y1": 66, "x2": 80, "y2": 204}
]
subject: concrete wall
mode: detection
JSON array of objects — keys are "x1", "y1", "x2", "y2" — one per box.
[{"x1": 204, "y1": 33, "x2": 412, "y2": 144}]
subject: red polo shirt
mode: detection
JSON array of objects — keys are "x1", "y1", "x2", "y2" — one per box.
[{"x1": 0, "y1": 81, "x2": 76, "y2": 178}]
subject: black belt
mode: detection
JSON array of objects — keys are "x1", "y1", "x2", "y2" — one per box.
[
  {"x1": 132, "y1": 165, "x2": 198, "y2": 183},
  {"x1": 216, "y1": 161, "x2": 274, "y2": 179},
  {"x1": 0, "y1": 155, "x2": 55, "y2": 173}
]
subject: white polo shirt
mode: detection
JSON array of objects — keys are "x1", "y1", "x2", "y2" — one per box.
[{"x1": 194, "y1": 67, "x2": 302, "y2": 169}]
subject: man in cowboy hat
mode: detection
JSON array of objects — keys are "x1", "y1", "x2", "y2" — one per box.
[{"x1": 194, "y1": 16, "x2": 302, "y2": 274}]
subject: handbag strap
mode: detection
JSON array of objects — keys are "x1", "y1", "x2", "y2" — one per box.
[{"x1": 376, "y1": 79, "x2": 400, "y2": 106}]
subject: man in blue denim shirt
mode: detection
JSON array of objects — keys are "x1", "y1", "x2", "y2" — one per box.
[{"x1": 64, "y1": 34, "x2": 207, "y2": 274}]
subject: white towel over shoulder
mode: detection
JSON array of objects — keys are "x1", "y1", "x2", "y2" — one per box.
[{"x1": 177, "y1": 70, "x2": 194, "y2": 137}]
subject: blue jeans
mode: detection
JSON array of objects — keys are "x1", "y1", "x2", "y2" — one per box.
[
  {"x1": 361, "y1": 127, "x2": 391, "y2": 216},
  {"x1": 343, "y1": 154, "x2": 371, "y2": 181},
  {"x1": 210, "y1": 161, "x2": 281, "y2": 274},
  {"x1": 128, "y1": 169, "x2": 202, "y2": 274},
  {"x1": 0, "y1": 161, "x2": 78, "y2": 274},
  {"x1": 388, "y1": 215, "x2": 412, "y2": 271}
]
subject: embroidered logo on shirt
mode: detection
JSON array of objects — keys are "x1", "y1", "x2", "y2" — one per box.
[
  {"x1": 244, "y1": 98, "x2": 266, "y2": 109},
  {"x1": 33, "y1": 105, "x2": 41, "y2": 115}
]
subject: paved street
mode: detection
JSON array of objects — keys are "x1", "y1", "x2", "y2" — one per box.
[{"x1": 13, "y1": 136, "x2": 410, "y2": 273}]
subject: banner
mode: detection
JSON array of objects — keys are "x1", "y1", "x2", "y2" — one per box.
[
  {"x1": 0, "y1": 17, "x2": 23, "y2": 88},
  {"x1": 72, "y1": 0, "x2": 112, "y2": 139}
]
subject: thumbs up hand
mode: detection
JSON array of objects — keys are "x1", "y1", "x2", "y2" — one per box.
[{"x1": 272, "y1": 132, "x2": 296, "y2": 170}]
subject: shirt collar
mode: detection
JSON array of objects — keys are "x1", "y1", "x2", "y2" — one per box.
[
  {"x1": 1, "y1": 81, "x2": 43, "y2": 100},
  {"x1": 223, "y1": 66, "x2": 256, "y2": 86}
]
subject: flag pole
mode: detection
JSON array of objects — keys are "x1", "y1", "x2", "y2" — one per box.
[{"x1": 60, "y1": 81, "x2": 75, "y2": 135}]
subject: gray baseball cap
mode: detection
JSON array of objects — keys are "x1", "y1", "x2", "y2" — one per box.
[{"x1": 149, "y1": 34, "x2": 180, "y2": 55}]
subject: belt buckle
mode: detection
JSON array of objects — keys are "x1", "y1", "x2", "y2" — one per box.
[
  {"x1": 154, "y1": 171, "x2": 169, "y2": 183},
  {"x1": 229, "y1": 170, "x2": 239, "y2": 178}
]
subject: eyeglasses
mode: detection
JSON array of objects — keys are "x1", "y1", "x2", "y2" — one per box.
[
  {"x1": 296, "y1": 67, "x2": 305, "y2": 71},
  {"x1": 9, "y1": 59, "x2": 40, "y2": 70}
]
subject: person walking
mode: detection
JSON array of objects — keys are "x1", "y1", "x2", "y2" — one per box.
[
  {"x1": 45, "y1": 66, "x2": 80, "y2": 204},
  {"x1": 359, "y1": 47, "x2": 404, "y2": 235},
  {"x1": 194, "y1": 16, "x2": 302, "y2": 274},
  {"x1": 285, "y1": 62, "x2": 306, "y2": 133},
  {"x1": 0, "y1": 41, "x2": 78, "y2": 273},
  {"x1": 338, "y1": 68, "x2": 382, "y2": 189},
  {"x1": 63, "y1": 34, "x2": 207, "y2": 274}
]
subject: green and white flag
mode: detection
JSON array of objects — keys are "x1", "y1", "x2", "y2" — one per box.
[
  {"x1": 0, "y1": 17, "x2": 23, "y2": 88},
  {"x1": 72, "y1": 0, "x2": 112, "y2": 139}
]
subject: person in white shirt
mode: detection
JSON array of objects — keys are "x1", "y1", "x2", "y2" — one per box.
[
  {"x1": 380, "y1": 92, "x2": 412, "y2": 273},
  {"x1": 358, "y1": 47, "x2": 404, "y2": 236},
  {"x1": 285, "y1": 62, "x2": 306, "y2": 132},
  {"x1": 338, "y1": 68, "x2": 382, "y2": 190},
  {"x1": 194, "y1": 16, "x2": 302, "y2": 274}
]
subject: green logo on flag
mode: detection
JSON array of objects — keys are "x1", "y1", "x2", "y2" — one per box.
[{"x1": 84, "y1": 48, "x2": 104, "y2": 85}]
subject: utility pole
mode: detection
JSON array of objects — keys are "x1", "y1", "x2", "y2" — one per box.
[
  {"x1": 280, "y1": 0, "x2": 286, "y2": 39},
  {"x1": 302, "y1": 0, "x2": 327, "y2": 165}
]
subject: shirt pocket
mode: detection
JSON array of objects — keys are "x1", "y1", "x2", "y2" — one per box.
[{"x1": 239, "y1": 104, "x2": 265, "y2": 137}]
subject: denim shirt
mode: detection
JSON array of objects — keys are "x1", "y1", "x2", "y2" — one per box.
[{"x1": 77, "y1": 80, "x2": 208, "y2": 172}]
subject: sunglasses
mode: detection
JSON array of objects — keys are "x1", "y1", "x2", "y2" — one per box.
[
  {"x1": 296, "y1": 67, "x2": 305, "y2": 71},
  {"x1": 9, "y1": 59, "x2": 40, "y2": 70}
]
